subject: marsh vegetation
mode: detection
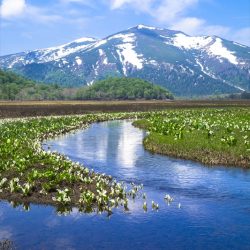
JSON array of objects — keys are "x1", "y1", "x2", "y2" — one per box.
[
  {"x1": 0, "y1": 108, "x2": 249, "y2": 216},
  {"x1": 133, "y1": 108, "x2": 250, "y2": 167},
  {"x1": 0, "y1": 113, "x2": 149, "y2": 214}
]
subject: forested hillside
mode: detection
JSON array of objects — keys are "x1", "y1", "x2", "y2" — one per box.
[
  {"x1": 0, "y1": 70, "x2": 173, "y2": 101},
  {"x1": 76, "y1": 78, "x2": 174, "y2": 100},
  {"x1": 0, "y1": 70, "x2": 67, "y2": 100}
]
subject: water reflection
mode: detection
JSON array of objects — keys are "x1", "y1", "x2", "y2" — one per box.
[
  {"x1": 1, "y1": 120, "x2": 250, "y2": 250},
  {"x1": 0, "y1": 227, "x2": 12, "y2": 241},
  {"x1": 45, "y1": 121, "x2": 145, "y2": 172},
  {"x1": 45, "y1": 120, "x2": 250, "y2": 216},
  {"x1": 117, "y1": 121, "x2": 144, "y2": 168}
]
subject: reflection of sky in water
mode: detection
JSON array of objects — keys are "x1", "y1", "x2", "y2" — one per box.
[
  {"x1": 117, "y1": 121, "x2": 144, "y2": 168},
  {"x1": 0, "y1": 227, "x2": 12, "y2": 241},
  {"x1": 1, "y1": 120, "x2": 250, "y2": 249},
  {"x1": 45, "y1": 120, "x2": 250, "y2": 204}
]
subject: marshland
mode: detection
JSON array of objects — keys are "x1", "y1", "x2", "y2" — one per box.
[
  {"x1": 0, "y1": 106, "x2": 249, "y2": 249},
  {"x1": 1, "y1": 0, "x2": 250, "y2": 248}
]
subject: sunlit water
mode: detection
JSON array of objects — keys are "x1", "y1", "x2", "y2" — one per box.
[{"x1": 1, "y1": 120, "x2": 250, "y2": 249}]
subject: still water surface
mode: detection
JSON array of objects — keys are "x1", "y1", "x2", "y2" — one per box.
[{"x1": 1, "y1": 120, "x2": 250, "y2": 249}]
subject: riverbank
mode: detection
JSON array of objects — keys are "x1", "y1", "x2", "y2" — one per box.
[
  {"x1": 133, "y1": 108, "x2": 250, "y2": 168},
  {"x1": 1, "y1": 117, "x2": 250, "y2": 250},
  {"x1": 0, "y1": 108, "x2": 249, "y2": 214},
  {"x1": 0, "y1": 113, "x2": 146, "y2": 213}
]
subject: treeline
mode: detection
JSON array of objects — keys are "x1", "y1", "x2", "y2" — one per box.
[
  {"x1": 76, "y1": 77, "x2": 173, "y2": 100},
  {"x1": 0, "y1": 69, "x2": 73, "y2": 100},
  {"x1": 0, "y1": 70, "x2": 173, "y2": 101},
  {"x1": 227, "y1": 92, "x2": 250, "y2": 100}
]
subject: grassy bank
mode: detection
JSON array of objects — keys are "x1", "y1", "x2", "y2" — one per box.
[
  {"x1": 133, "y1": 108, "x2": 250, "y2": 168},
  {"x1": 0, "y1": 108, "x2": 249, "y2": 215},
  {"x1": 0, "y1": 113, "x2": 148, "y2": 214}
]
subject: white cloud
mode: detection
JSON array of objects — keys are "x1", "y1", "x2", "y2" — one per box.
[
  {"x1": 60, "y1": 0, "x2": 95, "y2": 7},
  {"x1": 0, "y1": 0, "x2": 26, "y2": 18},
  {"x1": 107, "y1": 0, "x2": 250, "y2": 46},
  {"x1": 61, "y1": 0, "x2": 86, "y2": 2},
  {"x1": 170, "y1": 17, "x2": 230, "y2": 37},
  {"x1": 25, "y1": 5, "x2": 63, "y2": 23},
  {"x1": 109, "y1": 0, "x2": 198, "y2": 20},
  {"x1": 153, "y1": 0, "x2": 199, "y2": 23},
  {"x1": 110, "y1": 0, "x2": 135, "y2": 9},
  {"x1": 231, "y1": 27, "x2": 250, "y2": 45},
  {"x1": 109, "y1": 0, "x2": 153, "y2": 13},
  {"x1": 0, "y1": 0, "x2": 63, "y2": 23},
  {"x1": 1, "y1": 0, "x2": 249, "y2": 47},
  {"x1": 170, "y1": 17, "x2": 205, "y2": 34},
  {"x1": 202, "y1": 25, "x2": 230, "y2": 38}
]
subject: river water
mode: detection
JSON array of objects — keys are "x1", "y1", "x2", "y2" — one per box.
[{"x1": 0, "y1": 120, "x2": 250, "y2": 249}]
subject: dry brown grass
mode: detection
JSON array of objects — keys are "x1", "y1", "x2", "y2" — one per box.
[{"x1": 0, "y1": 100, "x2": 249, "y2": 118}]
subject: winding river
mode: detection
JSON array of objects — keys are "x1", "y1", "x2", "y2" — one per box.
[{"x1": 0, "y1": 120, "x2": 250, "y2": 249}]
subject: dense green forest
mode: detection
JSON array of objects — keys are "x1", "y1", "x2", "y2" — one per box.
[
  {"x1": 76, "y1": 78, "x2": 173, "y2": 100},
  {"x1": 227, "y1": 92, "x2": 250, "y2": 100},
  {"x1": 0, "y1": 69, "x2": 71, "y2": 100},
  {"x1": 0, "y1": 69, "x2": 249, "y2": 101},
  {"x1": 0, "y1": 70, "x2": 173, "y2": 101}
]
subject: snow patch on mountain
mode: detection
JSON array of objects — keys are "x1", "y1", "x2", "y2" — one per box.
[
  {"x1": 233, "y1": 42, "x2": 247, "y2": 48},
  {"x1": 73, "y1": 37, "x2": 97, "y2": 43},
  {"x1": 103, "y1": 57, "x2": 108, "y2": 65},
  {"x1": 195, "y1": 58, "x2": 218, "y2": 79},
  {"x1": 108, "y1": 33, "x2": 135, "y2": 43},
  {"x1": 207, "y1": 38, "x2": 238, "y2": 64},
  {"x1": 171, "y1": 33, "x2": 213, "y2": 50},
  {"x1": 137, "y1": 25, "x2": 155, "y2": 30},
  {"x1": 98, "y1": 49, "x2": 108, "y2": 65},
  {"x1": 148, "y1": 59, "x2": 158, "y2": 66},
  {"x1": 98, "y1": 49, "x2": 105, "y2": 56},
  {"x1": 136, "y1": 24, "x2": 164, "y2": 31},
  {"x1": 116, "y1": 44, "x2": 143, "y2": 75},
  {"x1": 75, "y1": 56, "x2": 82, "y2": 65},
  {"x1": 169, "y1": 34, "x2": 239, "y2": 65},
  {"x1": 87, "y1": 80, "x2": 94, "y2": 86},
  {"x1": 35, "y1": 38, "x2": 97, "y2": 63},
  {"x1": 87, "y1": 39, "x2": 107, "y2": 51},
  {"x1": 7, "y1": 57, "x2": 23, "y2": 68},
  {"x1": 114, "y1": 33, "x2": 143, "y2": 75}
]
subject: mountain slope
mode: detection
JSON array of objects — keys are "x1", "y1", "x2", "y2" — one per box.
[{"x1": 1, "y1": 25, "x2": 250, "y2": 96}]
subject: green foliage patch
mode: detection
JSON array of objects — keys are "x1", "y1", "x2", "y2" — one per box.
[
  {"x1": 0, "y1": 113, "x2": 148, "y2": 214},
  {"x1": 0, "y1": 69, "x2": 66, "y2": 100},
  {"x1": 76, "y1": 77, "x2": 173, "y2": 100},
  {"x1": 133, "y1": 108, "x2": 250, "y2": 167}
]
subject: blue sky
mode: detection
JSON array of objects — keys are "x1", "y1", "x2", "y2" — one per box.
[{"x1": 0, "y1": 0, "x2": 250, "y2": 55}]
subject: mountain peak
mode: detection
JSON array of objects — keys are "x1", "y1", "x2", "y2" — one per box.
[
  {"x1": 0, "y1": 25, "x2": 249, "y2": 96},
  {"x1": 128, "y1": 24, "x2": 167, "y2": 32},
  {"x1": 136, "y1": 24, "x2": 160, "y2": 30},
  {"x1": 72, "y1": 37, "x2": 97, "y2": 43}
]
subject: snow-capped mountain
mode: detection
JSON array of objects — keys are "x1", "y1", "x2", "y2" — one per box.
[{"x1": 1, "y1": 24, "x2": 250, "y2": 96}]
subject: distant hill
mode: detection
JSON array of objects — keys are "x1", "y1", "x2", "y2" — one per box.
[
  {"x1": 1, "y1": 25, "x2": 249, "y2": 96},
  {"x1": 0, "y1": 69, "x2": 66, "y2": 100},
  {"x1": 76, "y1": 78, "x2": 173, "y2": 100}
]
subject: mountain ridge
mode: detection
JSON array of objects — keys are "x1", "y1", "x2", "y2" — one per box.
[{"x1": 1, "y1": 24, "x2": 249, "y2": 96}]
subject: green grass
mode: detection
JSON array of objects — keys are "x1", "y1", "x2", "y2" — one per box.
[
  {"x1": 0, "y1": 112, "x2": 147, "y2": 214},
  {"x1": 133, "y1": 108, "x2": 250, "y2": 167},
  {"x1": 0, "y1": 108, "x2": 249, "y2": 215}
]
